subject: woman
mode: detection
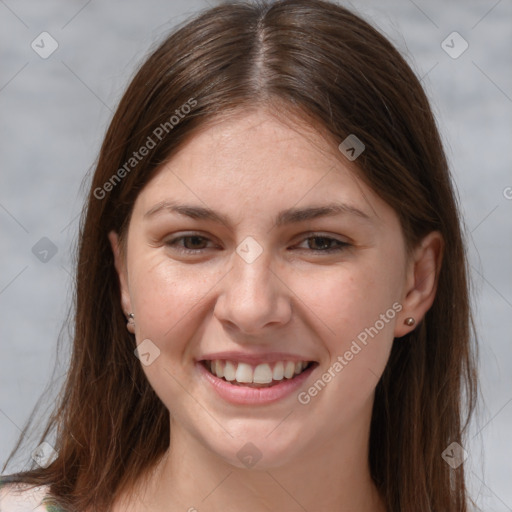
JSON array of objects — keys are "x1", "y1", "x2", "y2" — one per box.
[{"x1": 0, "y1": 0, "x2": 478, "y2": 510}]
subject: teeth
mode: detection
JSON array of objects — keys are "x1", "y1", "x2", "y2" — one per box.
[
  {"x1": 235, "y1": 362, "x2": 254, "y2": 383},
  {"x1": 206, "y1": 359, "x2": 311, "y2": 385},
  {"x1": 215, "y1": 360, "x2": 224, "y2": 378},
  {"x1": 273, "y1": 361, "x2": 284, "y2": 381},
  {"x1": 284, "y1": 361, "x2": 296, "y2": 379},
  {"x1": 253, "y1": 363, "x2": 273, "y2": 384},
  {"x1": 223, "y1": 361, "x2": 236, "y2": 381}
]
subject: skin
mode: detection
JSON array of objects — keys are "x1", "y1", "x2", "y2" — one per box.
[{"x1": 109, "y1": 109, "x2": 443, "y2": 512}]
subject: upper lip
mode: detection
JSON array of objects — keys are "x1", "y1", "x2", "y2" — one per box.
[{"x1": 198, "y1": 351, "x2": 317, "y2": 364}]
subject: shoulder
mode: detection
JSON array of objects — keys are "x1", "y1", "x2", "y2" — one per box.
[{"x1": 0, "y1": 476, "x2": 59, "y2": 511}]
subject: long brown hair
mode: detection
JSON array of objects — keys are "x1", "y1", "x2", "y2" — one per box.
[{"x1": 2, "y1": 1, "x2": 478, "y2": 510}]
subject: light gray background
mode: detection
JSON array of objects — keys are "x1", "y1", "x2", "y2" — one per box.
[{"x1": 0, "y1": 0, "x2": 511, "y2": 510}]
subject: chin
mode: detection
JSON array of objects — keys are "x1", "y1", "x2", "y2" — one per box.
[{"x1": 205, "y1": 433, "x2": 305, "y2": 471}]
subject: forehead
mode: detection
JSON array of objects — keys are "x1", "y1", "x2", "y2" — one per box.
[
  {"x1": 165, "y1": 109, "x2": 347, "y2": 181},
  {"x1": 133, "y1": 109, "x2": 389, "y2": 224}
]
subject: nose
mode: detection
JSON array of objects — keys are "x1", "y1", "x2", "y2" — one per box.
[{"x1": 213, "y1": 247, "x2": 293, "y2": 336}]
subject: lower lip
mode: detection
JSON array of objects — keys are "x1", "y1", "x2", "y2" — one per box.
[{"x1": 196, "y1": 362, "x2": 316, "y2": 405}]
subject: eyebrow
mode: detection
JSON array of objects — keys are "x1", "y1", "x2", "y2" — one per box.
[{"x1": 143, "y1": 199, "x2": 372, "y2": 227}]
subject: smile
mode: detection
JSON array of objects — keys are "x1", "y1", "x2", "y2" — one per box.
[
  {"x1": 202, "y1": 359, "x2": 313, "y2": 387},
  {"x1": 197, "y1": 359, "x2": 318, "y2": 405}
]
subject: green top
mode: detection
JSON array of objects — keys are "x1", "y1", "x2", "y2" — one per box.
[{"x1": 0, "y1": 475, "x2": 66, "y2": 511}]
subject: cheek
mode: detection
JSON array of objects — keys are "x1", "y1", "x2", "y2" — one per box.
[
  {"x1": 296, "y1": 256, "x2": 402, "y2": 394},
  {"x1": 296, "y1": 260, "x2": 400, "y2": 337},
  {"x1": 128, "y1": 252, "x2": 228, "y2": 358},
  {"x1": 129, "y1": 255, "x2": 196, "y2": 333},
  {"x1": 127, "y1": 256, "x2": 215, "y2": 407},
  {"x1": 130, "y1": 249, "x2": 402, "y2": 346}
]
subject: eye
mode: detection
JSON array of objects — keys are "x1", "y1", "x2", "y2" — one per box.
[
  {"x1": 165, "y1": 233, "x2": 351, "y2": 255},
  {"x1": 295, "y1": 234, "x2": 351, "y2": 254},
  {"x1": 165, "y1": 234, "x2": 214, "y2": 254}
]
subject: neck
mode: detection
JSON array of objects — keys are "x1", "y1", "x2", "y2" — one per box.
[{"x1": 119, "y1": 396, "x2": 385, "y2": 512}]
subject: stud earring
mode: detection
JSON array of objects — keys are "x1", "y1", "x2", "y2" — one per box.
[
  {"x1": 126, "y1": 313, "x2": 135, "y2": 331},
  {"x1": 404, "y1": 317, "x2": 415, "y2": 326}
]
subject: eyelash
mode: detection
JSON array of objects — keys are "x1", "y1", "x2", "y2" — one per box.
[{"x1": 165, "y1": 233, "x2": 351, "y2": 255}]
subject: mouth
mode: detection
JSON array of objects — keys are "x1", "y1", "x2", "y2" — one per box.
[{"x1": 200, "y1": 359, "x2": 318, "y2": 388}]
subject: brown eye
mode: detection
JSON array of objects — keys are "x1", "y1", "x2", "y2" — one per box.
[
  {"x1": 297, "y1": 235, "x2": 351, "y2": 253},
  {"x1": 165, "y1": 233, "x2": 350, "y2": 256},
  {"x1": 166, "y1": 235, "x2": 213, "y2": 254}
]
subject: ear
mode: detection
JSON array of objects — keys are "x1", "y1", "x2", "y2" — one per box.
[
  {"x1": 394, "y1": 231, "x2": 444, "y2": 338},
  {"x1": 108, "y1": 230, "x2": 133, "y2": 331}
]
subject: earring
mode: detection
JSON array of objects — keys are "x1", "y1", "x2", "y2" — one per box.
[
  {"x1": 404, "y1": 317, "x2": 415, "y2": 326},
  {"x1": 126, "y1": 313, "x2": 135, "y2": 332}
]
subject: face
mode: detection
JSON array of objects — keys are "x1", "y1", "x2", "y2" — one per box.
[{"x1": 109, "y1": 109, "x2": 436, "y2": 470}]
